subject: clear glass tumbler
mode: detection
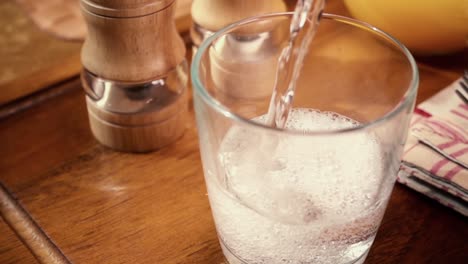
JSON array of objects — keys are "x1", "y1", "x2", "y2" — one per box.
[{"x1": 191, "y1": 13, "x2": 418, "y2": 264}]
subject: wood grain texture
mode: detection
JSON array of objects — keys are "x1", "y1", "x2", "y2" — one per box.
[
  {"x1": 0, "y1": 79, "x2": 95, "y2": 190},
  {"x1": 0, "y1": 77, "x2": 226, "y2": 263},
  {"x1": 80, "y1": 0, "x2": 189, "y2": 152},
  {"x1": 15, "y1": 0, "x2": 86, "y2": 40},
  {"x1": 0, "y1": 184, "x2": 70, "y2": 264},
  {"x1": 81, "y1": 0, "x2": 186, "y2": 81},
  {"x1": 86, "y1": 91, "x2": 188, "y2": 152},
  {"x1": 0, "y1": 55, "x2": 466, "y2": 264},
  {"x1": 0, "y1": 0, "x2": 82, "y2": 106},
  {"x1": 0, "y1": 218, "x2": 39, "y2": 264},
  {"x1": 0, "y1": 0, "x2": 467, "y2": 263},
  {"x1": 367, "y1": 185, "x2": 468, "y2": 264}
]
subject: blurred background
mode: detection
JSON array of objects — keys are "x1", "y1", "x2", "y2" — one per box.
[{"x1": 0, "y1": 0, "x2": 467, "y2": 109}]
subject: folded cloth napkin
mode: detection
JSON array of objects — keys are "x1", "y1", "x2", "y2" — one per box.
[{"x1": 398, "y1": 77, "x2": 468, "y2": 216}]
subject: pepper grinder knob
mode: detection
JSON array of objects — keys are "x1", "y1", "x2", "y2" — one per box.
[{"x1": 80, "y1": 0, "x2": 188, "y2": 152}]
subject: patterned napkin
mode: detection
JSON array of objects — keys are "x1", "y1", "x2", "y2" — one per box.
[{"x1": 398, "y1": 77, "x2": 468, "y2": 216}]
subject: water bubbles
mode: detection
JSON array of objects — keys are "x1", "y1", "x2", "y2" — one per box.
[
  {"x1": 212, "y1": 108, "x2": 387, "y2": 263},
  {"x1": 270, "y1": 158, "x2": 287, "y2": 171},
  {"x1": 283, "y1": 108, "x2": 360, "y2": 132}
]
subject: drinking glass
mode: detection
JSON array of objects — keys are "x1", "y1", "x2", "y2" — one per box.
[{"x1": 191, "y1": 12, "x2": 418, "y2": 264}]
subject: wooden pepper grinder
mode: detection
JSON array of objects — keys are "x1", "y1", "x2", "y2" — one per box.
[{"x1": 80, "y1": 0, "x2": 188, "y2": 152}]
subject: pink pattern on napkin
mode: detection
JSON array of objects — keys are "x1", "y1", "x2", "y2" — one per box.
[
  {"x1": 430, "y1": 148, "x2": 468, "y2": 176},
  {"x1": 445, "y1": 166, "x2": 464, "y2": 180},
  {"x1": 400, "y1": 77, "x2": 468, "y2": 216},
  {"x1": 451, "y1": 110, "x2": 468, "y2": 120},
  {"x1": 424, "y1": 119, "x2": 467, "y2": 143},
  {"x1": 438, "y1": 140, "x2": 459, "y2": 150}
]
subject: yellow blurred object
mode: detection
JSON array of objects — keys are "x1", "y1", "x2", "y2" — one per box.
[{"x1": 344, "y1": 0, "x2": 468, "y2": 55}]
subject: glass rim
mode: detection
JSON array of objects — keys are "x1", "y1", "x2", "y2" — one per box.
[{"x1": 191, "y1": 12, "x2": 419, "y2": 136}]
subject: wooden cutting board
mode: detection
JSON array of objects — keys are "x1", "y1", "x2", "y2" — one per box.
[{"x1": 0, "y1": 0, "x2": 192, "y2": 106}]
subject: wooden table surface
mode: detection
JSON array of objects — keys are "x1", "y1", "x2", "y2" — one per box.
[{"x1": 1, "y1": 1, "x2": 467, "y2": 264}]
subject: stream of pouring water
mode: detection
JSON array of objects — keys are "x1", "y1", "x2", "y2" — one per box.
[{"x1": 265, "y1": 0, "x2": 326, "y2": 128}]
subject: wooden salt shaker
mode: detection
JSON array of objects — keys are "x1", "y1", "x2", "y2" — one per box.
[
  {"x1": 191, "y1": 0, "x2": 287, "y2": 48},
  {"x1": 80, "y1": 0, "x2": 188, "y2": 152},
  {"x1": 190, "y1": 0, "x2": 287, "y2": 100}
]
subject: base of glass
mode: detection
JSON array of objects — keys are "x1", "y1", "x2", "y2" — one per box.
[
  {"x1": 220, "y1": 239, "x2": 370, "y2": 264},
  {"x1": 220, "y1": 239, "x2": 247, "y2": 264}
]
